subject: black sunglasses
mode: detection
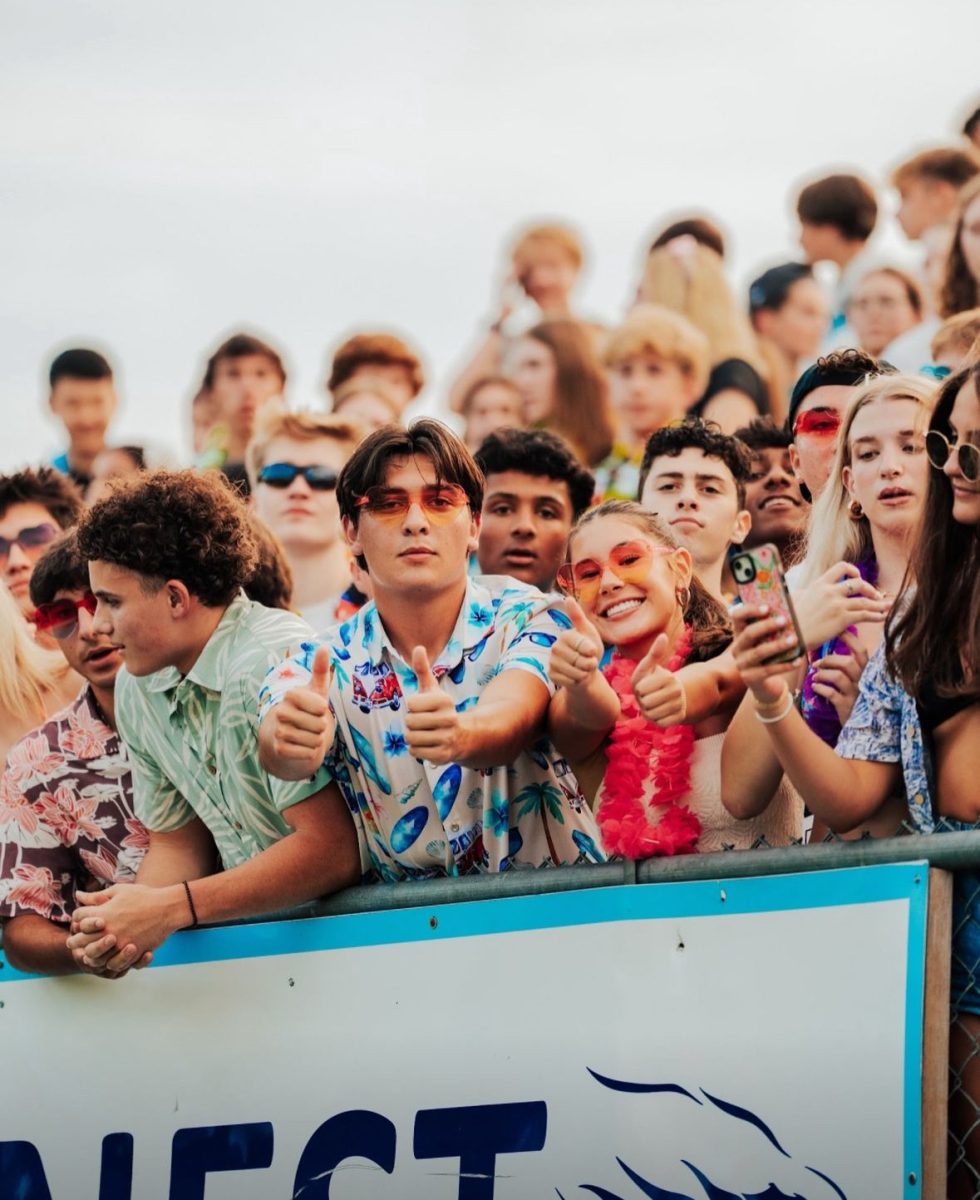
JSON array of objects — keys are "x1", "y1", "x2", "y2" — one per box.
[
  {"x1": 257, "y1": 463, "x2": 340, "y2": 491},
  {"x1": 925, "y1": 430, "x2": 980, "y2": 483},
  {"x1": 0, "y1": 522, "x2": 59, "y2": 565}
]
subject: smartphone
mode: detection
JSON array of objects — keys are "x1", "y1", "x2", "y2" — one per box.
[{"x1": 729, "y1": 544, "x2": 805, "y2": 665}]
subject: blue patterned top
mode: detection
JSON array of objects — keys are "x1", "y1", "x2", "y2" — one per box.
[
  {"x1": 259, "y1": 576, "x2": 607, "y2": 881},
  {"x1": 834, "y1": 641, "x2": 934, "y2": 833}
]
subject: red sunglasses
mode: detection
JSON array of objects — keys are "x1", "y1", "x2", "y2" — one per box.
[
  {"x1": 793, "y1": 408, "x2": 843, "y2": 438},
  {"x1": 32, "y1": 592, "x2": 98, "y2": 640}
]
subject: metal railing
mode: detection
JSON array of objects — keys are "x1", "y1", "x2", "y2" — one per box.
[{"x1": 3, "y1": 829, "x2": 979, "y2": 1189}]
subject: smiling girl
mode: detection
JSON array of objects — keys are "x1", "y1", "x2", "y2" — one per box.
[{"x1": 548, "y1": 501, "x2": 800, "y2": 856}]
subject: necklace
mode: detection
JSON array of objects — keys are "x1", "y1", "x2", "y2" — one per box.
[{"x1": 596, "y1": 626, "x2": 699, "y2": 859}]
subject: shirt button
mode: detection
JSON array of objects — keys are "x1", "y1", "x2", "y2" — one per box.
[
  {"x1": 913, "y1": 793, "x2": 924, "y2": 805},
  {"x1": 234, "y1": 821, "x2": 243, "y2": 831},
  {"x1": 207, "y1": 763, "x2": 217, "y2": 775},
  {"x1": 450, "y1": 821, "x2": 460, "y2": 833}
]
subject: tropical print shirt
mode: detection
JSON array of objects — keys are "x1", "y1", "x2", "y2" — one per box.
[
  {"x1": 116, "y1": 594, "x2": 318, "y2": 869},
  {"x1": 0, "y1": 686, "x2": 143, "y2": 925},
  {"x1": 259, "y1": 575, "x2": 607, "y2": 881},
  {"x1": 835, "y1": 641, "x2": 933, "y2": 833}
]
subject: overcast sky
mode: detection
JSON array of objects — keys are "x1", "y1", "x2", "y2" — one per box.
[{"x1": 2, "y1": 0, "x2": 977, "y2": 469}]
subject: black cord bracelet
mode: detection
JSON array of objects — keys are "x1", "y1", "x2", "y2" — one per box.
[{"x1": 182, "y1": 879, "x2": 199, "y2": 929}]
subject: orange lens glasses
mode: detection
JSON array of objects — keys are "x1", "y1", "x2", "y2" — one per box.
[
  {"x1": 556, "y1": 540, "x2": 670, "y2": 606},
  {"x1": 354, "y1": 484, "x2": 469, "y2": 524}
]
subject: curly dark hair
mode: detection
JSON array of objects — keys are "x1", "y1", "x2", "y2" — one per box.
[
  {"x1": 29, "y1": 530, "x2": 89, "y2": 608},
  {"x1": 637, "y1": 419, "x2": 751, "y2": 509},
  {"x1": 474, "y1": 428, "x2": 595, "y2": 518},
  {"x1": 734, "y1": 417, "x2": 793, "y2": 453},
  {"x1": 77, "y1": 469, "x2": 257, "y2": 606},
  {"x1": 0, "y1": 467, "x2": 84, "y2": 529}
]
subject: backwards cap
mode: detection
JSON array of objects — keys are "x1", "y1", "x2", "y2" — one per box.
[{"x1": 786, "y1": 349, "x2": 896, "y2": 434}]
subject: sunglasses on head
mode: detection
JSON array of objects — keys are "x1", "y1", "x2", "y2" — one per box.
[
  {"x1": 0, "y1": 522, "x2": 59, "y2": 565},
  {"x1": 926, "y1": 429, "x2": 980, "y2": 483},
  {"x1": 257, "y1": 463, "x2": 340, "y2": 491},
  {"x1": 354, "y1": 484, "x2": 469, "y2": 524},
  {"x1": 793, "y1": 409, "x2": 843, "y2": 438},
  {"x1": 556, "y1": 540, "x2": 672, "y2": 606},
  {"x1": 32, "y1": 591, "x2": 98, "y2": 640}
]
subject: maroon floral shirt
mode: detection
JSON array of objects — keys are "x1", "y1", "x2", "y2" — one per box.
[{"x1": 0, "y1": 686, "x2": 145, "y2": 926}]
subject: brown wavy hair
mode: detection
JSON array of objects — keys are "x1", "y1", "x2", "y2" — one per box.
[
  {"x1": 77, "y1": 469, "x2": 257, "y2": 606},
  {"x1": 0, "y1": 467, "x2": 84, "y2": 528},
  {"x1": 568, "y1": 500, "x2": 732, "y2": 663},
  {"x1": 886, "y1": 363, "x2": 979, "y2": 702},
  {"x1": 939, "y1": 176, "x2": 980, "y2": 318},
  {"x1": 524, "y1": 318, "x2": 615, "y2": 467}
]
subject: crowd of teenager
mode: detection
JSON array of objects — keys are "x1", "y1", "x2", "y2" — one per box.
[{"x1": 1, "y1": 107, "x2": 979, "y2": 1177}]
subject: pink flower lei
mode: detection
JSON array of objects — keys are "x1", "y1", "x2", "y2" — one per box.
[{"x1": 596, "y1": 625, "x2": 700, "y2": 859}]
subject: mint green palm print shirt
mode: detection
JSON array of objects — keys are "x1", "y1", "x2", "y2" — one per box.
[{"x1": 115, "y1": 595, "x2": 318, "y2": 869}]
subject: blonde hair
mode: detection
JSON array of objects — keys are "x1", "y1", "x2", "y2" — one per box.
[
  {"x1": 931, "y1": 308, "x2": 980, "y2": 361},
  {"x1": 798, "y1": 373, "x2": 939, "y2": 587},
  {"x1": 511, "y1": 222, "x2": 584, "y2": 275},
  {"x1": 245, "y1": 405, "x2": 365, "y2": 489},
  {"x1": 638, "y1": 241, "x2": 767, "y2": 375},
  {"x1": 0, "y1": 585, "x2": 70, "y2": 725},
  {"x1": 603, "y1": 304, "x2": 711, "y2": 395}
]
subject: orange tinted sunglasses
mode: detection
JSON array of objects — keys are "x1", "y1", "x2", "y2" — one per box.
[
  {"x1": 556, "y1": 540, "x2": 672, "y2": 606},
  {"x1": 354, "y1": 484, "x2": 469, "y2": 524}
]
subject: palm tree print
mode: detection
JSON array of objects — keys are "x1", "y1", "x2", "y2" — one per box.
[{"x1": 514, "y1": 782, "x2": 565, "y2": 866}]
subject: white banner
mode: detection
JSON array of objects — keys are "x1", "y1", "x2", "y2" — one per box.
[{"x1": 0, "y1": 863, "x2": 927, "y2": 1199}]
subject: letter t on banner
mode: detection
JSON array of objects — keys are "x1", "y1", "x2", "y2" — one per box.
[{"x1": 414, "y1": 1101, "x2": 547, "y2": 1200}]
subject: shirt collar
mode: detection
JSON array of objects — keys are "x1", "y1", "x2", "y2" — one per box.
[
  {"x1": 144, "y1": 593, "x2": 251, "y2": 698},
  {"x1": 361, "y1": 577, "x2": 497, "y2": 673}
]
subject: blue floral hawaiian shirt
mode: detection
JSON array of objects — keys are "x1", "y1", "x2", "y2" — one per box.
[
  {"x1": 259, "y1": 576, "x2": 607, "y2": 881},
  {"x1": 834, "y1": 641, "x2": 934, "y2": 833}
]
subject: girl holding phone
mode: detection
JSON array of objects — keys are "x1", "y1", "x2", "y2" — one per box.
[
  {"x1": 722, "y1": 372, "x2": 937, "y2": 839},
  {"x1": 547, "y1": 501, "x2": 801, "y2": 857}
]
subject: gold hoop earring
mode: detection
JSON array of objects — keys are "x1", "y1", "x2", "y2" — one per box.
[{"x1": 848, "y1": 500, "x2": 864, "y2": 521}]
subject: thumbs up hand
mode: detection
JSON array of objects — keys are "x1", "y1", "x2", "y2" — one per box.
[
  {"x1": 264, "y1": 645, "x2": 336, "y2": 778},
  {"x1": 631, "y1": 633, "x2": 687, "y2": 727},
  {"x1": 548, "y1": 599, "x2": 604, "y2": 691},
  {"x1": 405, "y1": 646, "x2": 461, "y2": 765}
]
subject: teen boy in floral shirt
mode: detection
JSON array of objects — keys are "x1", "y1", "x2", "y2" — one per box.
[
  {"x1": 0, "y1": 533, "x2": 144, "y2": 974},
  {"x1": 259, "y1": 419, "x2": 606, "y2": 879}
]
